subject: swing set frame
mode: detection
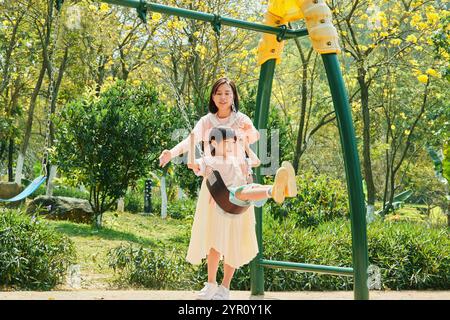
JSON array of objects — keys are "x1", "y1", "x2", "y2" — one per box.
[{"x1": 79, "y1": 0, "x2": 369, "y2": 300}]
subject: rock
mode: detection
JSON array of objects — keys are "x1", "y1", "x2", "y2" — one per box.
[
  {"x1": 27, "y1": 196, "x2": 94, "y2": 224},
  {"x1": 0, "y1": 182, "x2": 25, "y2": 207}
]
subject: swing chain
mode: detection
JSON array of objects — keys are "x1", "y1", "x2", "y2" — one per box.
[
  {"x1": 276, "y1": 24, "x2": 287, "y2": 42},
  {"x1": 211, "y1": 14, "x2": 222, "y2": 37},
  {"x1": 141, "y1": 20, "x2": 205, "y2": 158},
  {"x1": 136, "y1": 0, "x2": 148, "y2": 24},
  {"x1": 41, "y1": 1, "x2": 63, "y2": 177}
]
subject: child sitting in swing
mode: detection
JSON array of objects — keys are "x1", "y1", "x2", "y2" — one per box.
[{"x1": 188, "y1": 126, "x2": 297, "y2": 209}]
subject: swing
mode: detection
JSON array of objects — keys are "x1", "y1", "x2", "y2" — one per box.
[
  {"x1": 187, "y1": 126, "x2": 250, "y2": 215},
  {"x1": 0, "y1": 176, "x2": 47, "y2": 203},
  {"x1": 206, "y1": 170, "x2": 250, "y2": 215},
  {"x1": 1, "y1": 2, "x2": 63, "y2": 203}
]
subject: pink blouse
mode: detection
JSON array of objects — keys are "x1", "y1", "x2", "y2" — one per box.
[{"x1": 170, "y1": 111, "x2": 260, "y2": 162}]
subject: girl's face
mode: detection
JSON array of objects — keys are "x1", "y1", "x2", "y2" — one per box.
[
  {"x1": 212, "y1": 138, "x2": 237, "y2": 156},
  {"x1": 213, "y1": 83, "x2": 234, "y2": 114}
]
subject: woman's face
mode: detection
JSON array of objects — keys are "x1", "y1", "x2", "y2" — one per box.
[{"x1": 213, "y1": 83, "x2": 234, "y2": 113}]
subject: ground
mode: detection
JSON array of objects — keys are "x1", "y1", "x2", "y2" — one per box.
[{"x1": 0, "y1": 290, "x2": 448, "y2": 300}]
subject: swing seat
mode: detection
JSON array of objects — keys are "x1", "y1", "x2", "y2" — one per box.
[
  {"x1": 206, "y1": 170, "x2": 250, "y2": 215},
  {"x1": 0, "y1": 176, "x2": 46, "y2": 202}
]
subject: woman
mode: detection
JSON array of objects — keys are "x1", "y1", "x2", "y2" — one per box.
[{"x1": 159, "y1": 78, "x2": 260, "y2": 300}]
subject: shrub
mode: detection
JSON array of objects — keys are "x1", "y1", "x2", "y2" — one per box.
[
  {"x1": 108, "y1": 243, "x2": 195, "y2": 289},
  {"x1": 267, "y1": 171, "x2": 349, "y2": 228},
  {"x1": 167, "y1": 198, "x2": 196, "y2": 220},
  {"x1": 30, "y1": 185, "x2": 90, "y2": 200},
  {"x1": 231, "y1": 215, "x2": 450, "y2": 291},
  {"x1": 106, "y1": 215, "x2": 449, "y2": 291},
  {"x1": 149, "y1": 197, "x2": 196, "y2": 220},
  {"x1": 0, "y1": 209, "x2": 76, "y2": 290},
  {"x1": 124, "y1": 189, "x2": 144, "y2": 213}
]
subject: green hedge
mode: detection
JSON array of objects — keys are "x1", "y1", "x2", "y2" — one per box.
[
  {"x1": 0, "y1": 209, "x2": 76, "y2": 290},
  {"x1": 107, "y1": 214, "x2": 449, "y2": 291},
  {"x1": 267, "y1": 172, "x2": 349, "y2": 228}
]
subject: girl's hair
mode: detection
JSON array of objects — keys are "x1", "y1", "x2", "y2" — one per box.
[
  {"x1": 208, "y1": 77, "x2": 240, "y2": 114},
  {"x1": 209, "y1": 126, "x2": 237, "y2": 156}
]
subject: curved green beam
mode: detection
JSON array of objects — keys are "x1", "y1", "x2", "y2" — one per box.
[
  {"x1": 250, "y1": 55, "x2": 369, "y2": 300},
  {"x1": 101, "y1": 0, "x2": 308, "y2": 39}
]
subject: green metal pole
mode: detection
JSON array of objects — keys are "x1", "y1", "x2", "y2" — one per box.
[
  {"x1": 259, "y1": 259, "x2": 354, "y2": 276},
  {"x1": 250, "y1": 59, "x2": 276, "y2": 296},
  {"x1": 321, "y1": 53, "x2": 369, "y2": 300},
  {"x1": 100, "y1": 0, "x2": 308, "y2": 39}
]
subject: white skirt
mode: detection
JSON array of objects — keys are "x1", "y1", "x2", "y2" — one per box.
[{"x1": 186, "y1": 179, "x2": 259, "y2": 269}]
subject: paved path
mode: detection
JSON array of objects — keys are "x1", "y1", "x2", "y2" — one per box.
[{"x1": 0, "y1": 290, "x2": 448, "y2": 300}]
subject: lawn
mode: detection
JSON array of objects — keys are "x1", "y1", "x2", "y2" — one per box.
[{"x1": 46, "y1": 212, "x2": 191, "y2": 289}]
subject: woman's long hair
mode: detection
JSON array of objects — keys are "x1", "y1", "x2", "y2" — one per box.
[{"x1": 208, "y1": 77, "x2": 240, "y2": 114}]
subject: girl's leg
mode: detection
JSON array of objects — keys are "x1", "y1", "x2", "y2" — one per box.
[
  {"x1": 236, "y1": 167, "x2": 288, "y2": 204},
  {"x1": 221, "y1": 263, "x2": 236, "y2": 289},
  {"x1": 235, "y1": 185, "x2": 271, "y2": 202},
  {"x1": 207, "y1": 248, "x2": 221, "y2": 283}
]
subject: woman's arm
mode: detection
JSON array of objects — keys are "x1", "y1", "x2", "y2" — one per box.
[
  {"x1": 241, "y1": 114, "x2": 260, "y2": 144},
  {"x1": 159, "y1": 117, "x2": 205, "y2": 167},
  {"x1": 244, "y1": 136, "x2": 261, "y2": 167},
  {"x1": 170, "y1": 117, "x2": 204, "y2": 157}
]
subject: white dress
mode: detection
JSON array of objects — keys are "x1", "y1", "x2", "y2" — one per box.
[{"x1": 170, "y1": 112, "x2": 260, "y2": 269}]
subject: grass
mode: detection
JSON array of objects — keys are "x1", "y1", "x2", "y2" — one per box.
[{"x1": 45, "y1": 211, "x2": 190, "y2": 289}]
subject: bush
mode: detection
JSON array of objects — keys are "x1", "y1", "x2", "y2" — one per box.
[
  {"x1": 149, "y1": 197, "x2": 196, "y2": 220},
  {"x1": 234, "y1": 215, "x2": 449, "y2": 291},
  {"x1": 168, "y1": 198, "x2": 196, "y2": 220},
  {"x1": 106, "y1": 215, "x2": 449, "y2": 291},
  {"x1": 267, "y1": 171, "x2": 349, "y2": 228},
  {"x1": 124, "y1": 189, "x2": 144, "y2": 213},
  {"x1": 0, "y1": 209, "x2": 76, "y2": 290},
  {"x1": 108, "y1": 243, "x2": 196, "y2": 289},
  {"x1": 30, "y1": 185, "x2": 89, "y2": 200}
]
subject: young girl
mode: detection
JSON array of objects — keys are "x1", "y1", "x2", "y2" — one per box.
[{"x1": 190, "y1": 127, "x2": 296, "y2": 208}]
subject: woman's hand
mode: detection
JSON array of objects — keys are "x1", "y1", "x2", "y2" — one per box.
[
  {"x1": 159, "y1": 150, "x2": 172, "y2": 167},
  {"x1": 242, "y1": 122, "x2": 253, "y2": 131}
]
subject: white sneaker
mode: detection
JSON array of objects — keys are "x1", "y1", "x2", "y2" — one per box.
[
  {"x1": 196, "y1": 282, "x2": 218, "y2": 300},
  {"x1": 212, "y1": 285, "x2": 230, "y2": 300}
]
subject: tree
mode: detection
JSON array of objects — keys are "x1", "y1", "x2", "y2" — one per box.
[{"x1": 54, "y1": 81, "x2": 161, "y2": 228}]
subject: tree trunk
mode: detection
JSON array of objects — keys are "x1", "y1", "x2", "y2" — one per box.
[
  {"x1": 357, "y1": 68, "x2": 376, "y2": 213},
  {"x1": 95, "y1": 213, "x2": 103, "y2": 229},
  {"x1": 49, "y1": 45, "x2": 69, "y2": 154},
  {"x1": 16, "y1": 60, "x2": 47, "y2": 182},
  {"x1": 0, "y1": 141, "x2": 5, "y2": 166},
  {"x1": 293, "y1": 49, "x2": 309, "y2": 173},
  {"x1": 45, "y1": 165, "x2": 58, "y2": 196},
  {"x1": 7, "y1": 138, "x2": 14, "y2": 182}
]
